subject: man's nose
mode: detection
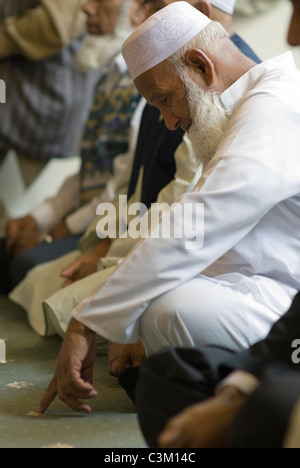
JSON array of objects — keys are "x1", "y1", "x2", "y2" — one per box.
[
  {"x1": 82, "y1": 0, "x2": 97, "y2": 15},
  {"x1": 162, "y1": 110, "x2": 181, "y2": 131}
]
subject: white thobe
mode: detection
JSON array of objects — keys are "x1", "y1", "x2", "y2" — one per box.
[{"x1": 69, "y1": 54, "x2": 300, "y2": 352}]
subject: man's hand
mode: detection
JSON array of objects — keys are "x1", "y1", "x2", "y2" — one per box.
[
  {"x1": 6, "y1": 215, "x2": 38, "y2": 255},
  {"x1": 61, "y1": 239, "x2": 112, "y2": 287},
  {"x1": 9, "y1": 230, "x2": 40, "y2": 256},
  {"x1": 158, "y1": 386, "x2": 247, "y2": 448},
  {"x1": 108, "y1": 340, "x2": 146, "y2": 378},
  {"x1": 49, "y1": 222, "x2": 71, "y2": 241},
  {"x1": 37, "y1": 318, "x2": 99, "y2": 414},
  {"x1": 60, "y1": 251, "x2": 100, "y2": 287}
]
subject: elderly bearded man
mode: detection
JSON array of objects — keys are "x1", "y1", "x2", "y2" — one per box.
[
  {"x1": 8, "y1": 0, "x2": 260, "y2": 337},
  {"x1": 38, "y1": 2, "x2": 300, "y2": 414},
  {"x1": 136, "y1": 0, "x2": 300, "y2": 449}
]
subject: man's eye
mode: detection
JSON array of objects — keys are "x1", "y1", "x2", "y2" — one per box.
[{"x1": 161, "y1": 96, "x2": 171, "y2": 106}]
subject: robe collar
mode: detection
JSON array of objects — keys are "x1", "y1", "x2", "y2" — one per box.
[{"x1": 220, "y1": 52, "x2": 296, "y2": 113}]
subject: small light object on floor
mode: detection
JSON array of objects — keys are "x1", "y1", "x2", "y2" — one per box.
[{"x1": 0, "y1": 339, "x2": 6, "y2": 363}]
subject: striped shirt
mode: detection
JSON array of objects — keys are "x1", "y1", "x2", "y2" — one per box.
[{"x1": 0, "y1": 0, "x2": 102, "y2": 161}]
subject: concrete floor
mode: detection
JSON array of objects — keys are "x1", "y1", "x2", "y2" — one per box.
[{"x1": 0, "y1": 295, "x2": 146, "y2": 448}]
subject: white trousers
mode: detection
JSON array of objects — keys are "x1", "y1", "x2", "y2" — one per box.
[
  {"x1": 139, "y1": 273, "x2": 293, "y2": 355},
  {"x1": 11, "y1": 248, "x2": 294, "y2": 357}
]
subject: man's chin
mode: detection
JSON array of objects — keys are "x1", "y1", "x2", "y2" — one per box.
[{"x1": 87, "y1": 26, "x2": 102, "y2": 35}]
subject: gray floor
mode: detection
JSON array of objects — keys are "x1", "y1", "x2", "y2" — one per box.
[{"x1": 0, "y1": 294, "x2": 146, "y2": 448}]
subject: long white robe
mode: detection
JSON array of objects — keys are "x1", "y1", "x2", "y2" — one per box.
[{"x1": 71, "y1": 53, "x2": 300, "y2": 354}]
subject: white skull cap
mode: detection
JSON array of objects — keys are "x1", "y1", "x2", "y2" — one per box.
[
  {"x1": 122, "y1": 2, "x2": 211, "y2": 80},
  {"x1": 210, "y1": 0, "x2": 236, "y2": 15}
]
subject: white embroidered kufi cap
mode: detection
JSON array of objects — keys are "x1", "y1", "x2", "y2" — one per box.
[
  {"x1": 122, "y1": 2, "x2": 211, "y2": 80},
  {"x1": 210, "y1": 0, "x2": 236, "y2": 15}
]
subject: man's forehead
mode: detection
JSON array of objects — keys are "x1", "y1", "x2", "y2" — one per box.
[
  {"x1": 134, "y1": 60, "x2": 176, "y2": 99},
  {"x1": 142, "y1": 0, "x2": 169, "y2": 7},
  {"x1": 143, "y1": 0, "x2": 193, "y2": 10}
]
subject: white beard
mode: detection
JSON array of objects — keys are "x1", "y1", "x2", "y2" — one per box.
[
  {"x1": 73, "y1": 34, "x2": 125, "y2": 73},
  {"x1": 73, "y1": 0, "x2": 133, "y2": 73},
  {"x1": 182, "y1": 72, "x2": 231, "y2": 168}
]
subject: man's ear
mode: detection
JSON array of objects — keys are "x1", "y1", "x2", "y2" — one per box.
[
  {"x1": 192, "y1": 0, "x2": 213, "y2": 19},
  {"x1": 185, "y1": 48, "x2": 215, "y2": 86}
]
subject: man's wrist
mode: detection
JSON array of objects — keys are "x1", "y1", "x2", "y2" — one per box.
[
  {"x1": 218, "y1": 385, "x2": 247, "y2": 404},
  {"x1": 69, "y1": 318, "x2": 96, "y2": 338},
  {"x1": 216, "y1": 370, "x2": 260, "y2": 398}
]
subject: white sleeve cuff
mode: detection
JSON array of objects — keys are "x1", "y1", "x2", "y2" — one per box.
[
  {"x1": 65, "y1": 203, "x2": 96, "y2": 236},
  {"x1": 216, "y1": 370, "x2": 260, "y2": 397},
  {"x1": 31, "y1": 201, "x2": 60, "y2": 232}
]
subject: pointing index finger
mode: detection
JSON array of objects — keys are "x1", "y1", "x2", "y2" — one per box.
[{"x1": 37, "y1": 376, "x2": 58, "y2": 414}]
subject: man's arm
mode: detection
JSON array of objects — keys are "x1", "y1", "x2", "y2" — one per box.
[{"x1": 0, "y1": 0, "x2": 86, "y2": 61}]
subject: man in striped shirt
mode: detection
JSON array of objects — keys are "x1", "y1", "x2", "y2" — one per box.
[
  {"x1": 0, "y1": 0, "x2": 139, "y2": 294},
  {"x1": 0, "y1": 0, "x2": 121, "y2": 233}
]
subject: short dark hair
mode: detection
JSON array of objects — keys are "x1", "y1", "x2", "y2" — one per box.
[{"x1": 142, "y1": 0, "x2": 166, "y2": 10}]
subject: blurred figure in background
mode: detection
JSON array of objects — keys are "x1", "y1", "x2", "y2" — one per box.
[
  {"x1": 0, "y1": 0, "x2": 139, "y2": 294},
  {"x1": 0, "y1": 0, "x2": 128, "y2": 234}
]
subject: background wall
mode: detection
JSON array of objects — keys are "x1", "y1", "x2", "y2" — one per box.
[{"x1": 234, "y1": 0, "x2": 300, "y2": 67}]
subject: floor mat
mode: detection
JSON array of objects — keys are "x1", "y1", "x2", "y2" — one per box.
[{"x1": 0, "y1": 295, "x2": 146, "y2": 448}]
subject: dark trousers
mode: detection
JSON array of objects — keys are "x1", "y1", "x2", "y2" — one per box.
[
  {"x1": 0, "y1": 236, "x2": 80, "y2": 293},
  {"x1": 135, "y1": 347, "x2": 300, "y2": 448},
  {"x1": 135, "y1": 346, "x2": 236, "y2": 448}
]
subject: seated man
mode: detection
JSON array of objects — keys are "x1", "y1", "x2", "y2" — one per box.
[
  {"x1": 0, "y1": 0, "x2": 128, "y2": 163},
  {"x1": 0, "y1": 0, "x2": 106, "y2": 234},
  {"x1": 37, "y1": 2, "x2": 300, "y2": 414},
  {"x1": 0, "y1": 0, "x2": 140, "y2": 293},
  {"x1": 9, "y1": 0, "x2": 260, "y2": 342}
]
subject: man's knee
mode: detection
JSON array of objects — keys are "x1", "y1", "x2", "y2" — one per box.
[
  {"x1": 139, "y1": 286, "x2": 224, "y2": 351},
  {"x1": 139, "y1": 292, "x2": 183, "y2": 352}
]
